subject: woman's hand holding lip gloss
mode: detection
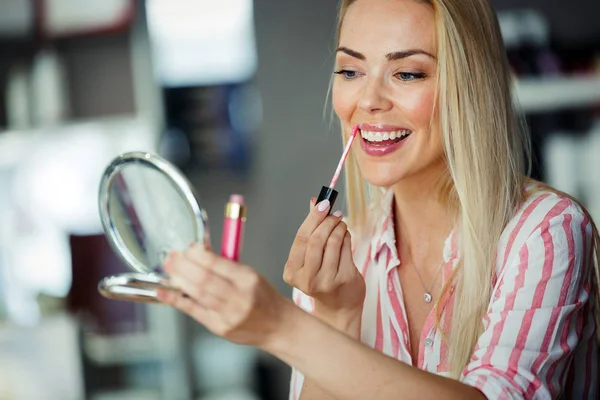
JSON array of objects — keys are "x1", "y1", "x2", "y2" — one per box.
[{"x1": 282, "y1": 194, "x2": 365, "y2": 338}]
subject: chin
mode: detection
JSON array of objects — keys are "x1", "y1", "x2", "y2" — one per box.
[
  {"x1": 361, "y1": 170, "x2": 406, "y2": 188},
  {"x1": 364, "y1": 178, "x2": 400, "y2": 189},
  {"x1": 356, "y1": 156, "x2": 406, "y2": 186}
]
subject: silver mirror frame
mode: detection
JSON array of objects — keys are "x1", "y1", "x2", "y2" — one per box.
[
  {"x1": 98, "y1": 273, "x2": 175, "y2": 303},
  {"x1": 98, "y1": 151, "x2": 210, "y2": 276}
]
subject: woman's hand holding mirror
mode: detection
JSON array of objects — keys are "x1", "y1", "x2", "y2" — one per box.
[{"x1": 158, "y1": 244, "x2": 292, "y2": 349}]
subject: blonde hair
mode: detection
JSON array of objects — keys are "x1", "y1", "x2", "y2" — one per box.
[{"x1": 335, "y1": 0, "x2": 600, "y2": 378}]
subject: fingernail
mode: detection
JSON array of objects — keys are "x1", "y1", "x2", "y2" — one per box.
[
  {"x1": 317, "y1": 199, "x2": 330, "y2": 213},
  {"x1": 310, "y1": 197, "x2": 316, "y2": 208},
  {"x1": 189, "y1": 241, "x2": 195, "y2": 248},
  {"x1": 333, "y1": 210, "x2": 343, "y2": 218}
]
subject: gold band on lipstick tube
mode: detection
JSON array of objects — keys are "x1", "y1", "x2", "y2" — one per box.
[{"x1": 225, "y1": 202, "x2": 247, "y2": 220}]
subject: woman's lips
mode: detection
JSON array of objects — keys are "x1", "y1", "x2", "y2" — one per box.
[
  {"x1": 359, "y1": 123, "x2": 408, "y2": 132},
  {"x1": 358, "y1": 128, "x2": 412, "y2": 156}
]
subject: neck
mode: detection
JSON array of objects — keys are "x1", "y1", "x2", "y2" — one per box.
[{"x1": 392, "y1": 165, "x2": 456, "y2": 265}]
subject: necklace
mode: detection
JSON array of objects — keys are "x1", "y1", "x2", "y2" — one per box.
[{"x1": 410, "y1": 260, "x2": 445, "y2": 303}]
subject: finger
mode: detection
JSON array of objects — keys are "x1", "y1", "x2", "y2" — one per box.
[
  {"x1": 165, "y1": 251, "x2": 208, "y2": 297},
  {"x1": 157, "y1": 288, "x2": 216, "y2": 325},
  {"x1": 286, "y1": 198, "x2": 334, "y2": 273},
  {"x1": 302, "y1": 216, "x2": 345, "y2": 278},
  {"x1": 315, "y1": 221, "x2": 348, "y2": 287},
  {"x1": 185, "y1": 245, "x2": 240, "y2": 282},
  {"x1": 185, "y1": 245, "x2": 258, "y2": 292},
  {"x1": 183, "y1": 251, "x2": 238, "y2": 303},
  {"x1": 166, "y1": 251, "x2": 207, "y2": 286},
  {"x1": 167, "y1": 251, "x2": 231, "y2": 305},
  {"x1": 336, "y1": 231, "x2": 355, "y2": 281}
]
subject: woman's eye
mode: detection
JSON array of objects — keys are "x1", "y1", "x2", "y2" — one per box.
[
  {"x1": 396, "y1": 72, "x2": 426, "y2": 81},
  {"x1": 333, "y1": 69, "x2": 361, "y2": 80}
]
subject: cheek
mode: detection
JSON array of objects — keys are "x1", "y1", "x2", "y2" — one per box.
[
  {"x1": 396, "y1": 86, "x2": 436, "y2": 127},
  {"x1": 332, "y1": 81, "x2": 353, "y2": 121}
]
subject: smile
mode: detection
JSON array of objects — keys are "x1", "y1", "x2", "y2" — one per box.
[
  {"x1": 360, "y1": 129, "x2": 412, "y2": 144},
  {"x1": 358, "y1": 125, "x2": 413, "y2": 156}
]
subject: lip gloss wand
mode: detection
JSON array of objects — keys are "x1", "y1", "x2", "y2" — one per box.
[{"x1": 315, "y1": 125, "x2": 359, "y2": 214}]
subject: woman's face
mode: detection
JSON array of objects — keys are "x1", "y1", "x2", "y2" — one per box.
[{"x1": 333, "y1": 0, "x2": 443, "y2": 188}]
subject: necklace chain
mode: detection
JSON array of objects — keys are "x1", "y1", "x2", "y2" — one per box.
[{"x1": 410, "y1": 260, "x2": 445, "y2": 303}]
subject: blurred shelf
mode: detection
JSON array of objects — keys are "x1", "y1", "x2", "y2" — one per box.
[
  {"x1": 83, "y1": 331, "x2": 160, "y2": 365},
  {"x1": 514, "y1": 75, "x2": 600, "y2": 113},
  {"x1": 0, "y1": 115, "x2": 157, "y2": 168}
]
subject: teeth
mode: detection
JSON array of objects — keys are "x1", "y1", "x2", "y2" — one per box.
[{"x1": 360, "y1": 129, "x2": 411, "y2": 142}]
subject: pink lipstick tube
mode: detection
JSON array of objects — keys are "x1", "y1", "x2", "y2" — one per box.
[{"x1": 221, "y1": 194, "x2": 247, "y2": 261}]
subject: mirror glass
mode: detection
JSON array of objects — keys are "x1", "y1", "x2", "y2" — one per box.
[
  {"x1": 107, "y1": 162, "x2": 197, "y2": 273},
  {"x1": 98, "y1": 152, "x2": 209, "y2": 302}
]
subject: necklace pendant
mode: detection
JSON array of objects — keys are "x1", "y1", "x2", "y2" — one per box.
[{"x1": 424, "y1": 293, "x2": 432, "y2": 303}]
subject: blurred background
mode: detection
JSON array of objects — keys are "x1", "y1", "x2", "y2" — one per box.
[{"x1": 0, "y1": 0, "x2": 598, "y2": 399}]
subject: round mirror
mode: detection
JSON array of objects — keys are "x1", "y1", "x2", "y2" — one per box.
[{"x1": 97, "y1": 152, "x2": 210, "y2": 302}]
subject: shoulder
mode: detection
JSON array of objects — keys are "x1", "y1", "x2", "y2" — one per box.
[
  {"x1": 514, "y1": 183, "x2": 590, "y2": 238},
  {"x1": 496, "y1": 182, "x2": 593, "y2": 272}
]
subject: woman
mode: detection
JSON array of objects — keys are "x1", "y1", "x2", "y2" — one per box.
[{"x1": 159, "y1": 0, "x2": 600, "y2": 398}]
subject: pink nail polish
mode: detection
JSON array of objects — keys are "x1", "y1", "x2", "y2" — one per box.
[
  {"x1": 333, "y1": 210, "x2": 343, "y2": 218},
  {"x1": 317, "y1": 199, "x2": 330, "y2": 212}
]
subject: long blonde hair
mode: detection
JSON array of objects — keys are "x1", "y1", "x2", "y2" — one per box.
[{"x1": 335, "y1": 0, "x2": 600, "y2": 378}]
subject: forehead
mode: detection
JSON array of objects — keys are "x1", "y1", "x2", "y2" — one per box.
[{"x1": 339, "y1": 0, "x2": 436, "y2": 56}]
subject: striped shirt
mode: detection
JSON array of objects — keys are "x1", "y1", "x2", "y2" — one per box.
[{"x1": 290, "y1": 186, "x2": 598, "y2": 399}]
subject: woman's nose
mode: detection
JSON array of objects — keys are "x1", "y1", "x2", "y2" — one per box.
[{"x1": 357, "y1": 77, "x2": 393, "y2": 114}]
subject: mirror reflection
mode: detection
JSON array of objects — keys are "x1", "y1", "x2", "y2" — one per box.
[{"x1": 106, "y1": 161, "x2": 201, "y2": 274}]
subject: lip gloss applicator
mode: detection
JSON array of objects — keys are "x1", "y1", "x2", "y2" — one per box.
[
  {"x1": 221, "y1": 194, "x2": 247, "y2": 261},
  {"x1": 315, "y1": 125, "x2": 359, "y2": 214}
]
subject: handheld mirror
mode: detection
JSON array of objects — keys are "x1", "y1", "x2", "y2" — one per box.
[{"x1": 97, "y1": 152, "x2": 210, "y2": 303}]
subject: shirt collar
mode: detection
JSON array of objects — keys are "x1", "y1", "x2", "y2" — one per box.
[
  {"x1": 369, "y1": 189, "x2": 396, "y2": 261},
  {"x1": 368, "y1": 189, "x2": 459, "y2": 264}
]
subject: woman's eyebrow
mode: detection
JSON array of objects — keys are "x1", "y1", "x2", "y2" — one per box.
[
  {"x1": 336, "y1": 46, "x2": 366, "y2": 60},
  {"x1": 335, "y1": 46, "x2": 436, "y2": 60},
  {"x1": 386, "y1": 49, "x2": 436, "y2": 60}
]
